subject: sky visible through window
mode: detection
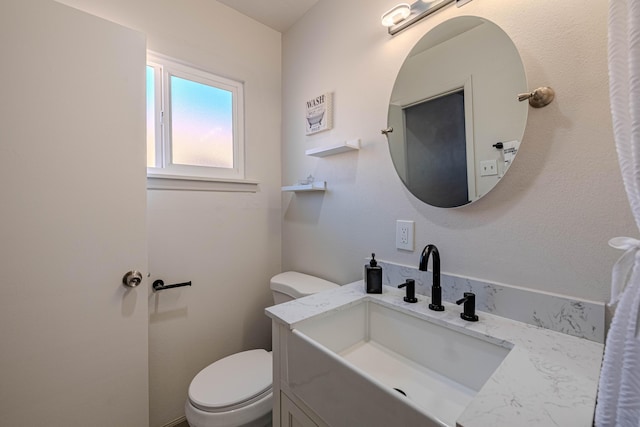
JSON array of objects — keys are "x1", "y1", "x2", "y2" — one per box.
[
  {"x1": 146, "y1": 66, "x2": 155, "y2": 167},
  {"x1": 146, "y1": 68, "x2": 234, "y2": 169},
  {"x1": 171, "y1": 76, "x2": 233, "y2": 168}
]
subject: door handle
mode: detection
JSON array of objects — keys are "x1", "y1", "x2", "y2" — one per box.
[{"x1": 122, "y1": 270, "x2": 143, "y2": 288}]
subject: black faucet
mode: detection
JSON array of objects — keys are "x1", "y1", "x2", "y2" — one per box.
[
  {"x1": 456, "y1": 292, "x2": 479, "y2": 322},
  {"x1": 397, "y1": 279, "x2": 418, "y2": 303},
  {"x1": 419, "y1": 244, "x2": 444, "y2": 311}
]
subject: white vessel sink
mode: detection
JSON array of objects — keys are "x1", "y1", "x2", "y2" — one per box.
[{"x1": 288, "y1": 300, "x2": 511, "y2": 426}]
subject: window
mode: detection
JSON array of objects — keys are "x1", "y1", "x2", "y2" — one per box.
[{"x1": 146, "y1": 52, "x2": 245, "y2": 181}]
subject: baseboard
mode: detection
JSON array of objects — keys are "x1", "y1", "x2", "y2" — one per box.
[{"x1": 162, "y1": 416, "x2": 188, "y2": 427}]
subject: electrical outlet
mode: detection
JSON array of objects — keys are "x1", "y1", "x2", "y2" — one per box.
[{"x1": 396, "y1": 220, "x2": 414, "y2": 251}]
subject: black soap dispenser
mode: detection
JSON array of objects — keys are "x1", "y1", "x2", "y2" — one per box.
[{"x1": 365, "y1": 253, "x2": 383, "y2": 294}]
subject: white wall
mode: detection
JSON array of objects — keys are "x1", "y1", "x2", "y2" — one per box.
[
  {"x1": 58, "y1": 1, "x2": 282, "y2": 426},
  {"x1": 282, "y1": 0, "x2": 636, "y2": 305}
]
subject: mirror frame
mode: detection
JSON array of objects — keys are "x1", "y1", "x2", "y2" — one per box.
[{"x1": 387, "y1": 16, "x2": 528, "y2": 208}]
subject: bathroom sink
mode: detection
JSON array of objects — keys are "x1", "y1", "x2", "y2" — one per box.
[{"x1": 287, "y1": 300, "x2": 511, "y2": 427}]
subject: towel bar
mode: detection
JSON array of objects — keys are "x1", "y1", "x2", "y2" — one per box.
[{"x1": 152, "y1": 279, "x2": 192, "y2": 292}]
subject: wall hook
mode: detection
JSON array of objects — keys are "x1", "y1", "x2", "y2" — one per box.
[{"x1": 518, "y1": 86, "x2": 555, "y2": 108}]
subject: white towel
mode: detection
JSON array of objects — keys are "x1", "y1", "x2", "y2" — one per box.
[
  {"x1": 595, "y1": 263, "x2": 640, "y2": 426},
  {"x1": 595, "y1": 0, "x2": 640, "y2": 425}
]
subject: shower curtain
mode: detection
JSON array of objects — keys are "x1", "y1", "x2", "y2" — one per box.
[{"x1": 595, "y1": 1, "x2": 640, "y2": 425}]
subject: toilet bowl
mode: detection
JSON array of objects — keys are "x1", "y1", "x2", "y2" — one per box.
[
  {"x1": 185, "y1": 272, "x2": 339, "y2": 427},
  {"x1": 185, "y1": 349, "x2": 273, "y2": 427}
]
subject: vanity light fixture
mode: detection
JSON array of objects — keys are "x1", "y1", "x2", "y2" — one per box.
[
  {"x1": 381, "y1": 3, "x2": 411, "y2": 27},
  {"x1": 382, "y1": 0, "x2": 473, "y2": 35}
]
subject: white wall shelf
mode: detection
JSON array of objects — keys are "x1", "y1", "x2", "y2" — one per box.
[
  {"x1": 281, "y1": 181, "x2": 326, "y2": 192},
  {"x1": 305, "y1": 139, "x2": 360, "y2": 157}
]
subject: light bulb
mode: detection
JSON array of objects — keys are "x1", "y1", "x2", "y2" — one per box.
[{"x1": 381, "y1": 3, "x2": 411, "y2": 27}]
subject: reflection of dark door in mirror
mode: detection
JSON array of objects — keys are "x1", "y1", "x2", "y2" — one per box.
[{"x1": 404, "y1": 90, "x2": 468, "y2": 208}]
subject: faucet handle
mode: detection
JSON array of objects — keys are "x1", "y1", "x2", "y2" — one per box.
[
  {"x1": 397, "y1": 279, "x2": 418, "y2": 303},
  {"x1": 456, "y1": 292, "x2": 479, "y2": 322}
]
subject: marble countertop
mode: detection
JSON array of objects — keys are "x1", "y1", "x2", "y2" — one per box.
[{"x1": 266, "y1": 281, "x2": 604, "y2": 427}]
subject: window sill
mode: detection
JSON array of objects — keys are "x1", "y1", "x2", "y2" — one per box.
[{"x1": 147, "y1": 173, "x2": 259, "y2": 192}]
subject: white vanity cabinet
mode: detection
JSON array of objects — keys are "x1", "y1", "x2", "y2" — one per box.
[
  {"x1": 266, "y1": 282, "x2": 604, "y2": 427},
  {"x1": 272, "y1": 322, "x2": 329, "y2": 427},
  {"x1": 280, "y1": 392, "x2": 319, "y2": 427}
]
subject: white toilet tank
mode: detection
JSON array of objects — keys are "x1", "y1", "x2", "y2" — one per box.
[{"x1": 270, "y1": 271, "x2": 339, "y2": 304}]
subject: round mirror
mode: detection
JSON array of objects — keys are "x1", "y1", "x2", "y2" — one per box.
[{"x1": 387, "y1": 16, "x2": 528, "y2": 208}]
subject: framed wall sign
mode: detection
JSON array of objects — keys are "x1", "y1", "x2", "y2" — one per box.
[{"x1": 305, "y1": 92, "x2": 333, "y2": 135}]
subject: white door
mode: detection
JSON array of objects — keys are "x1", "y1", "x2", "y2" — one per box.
[{"x1": 0, "y1": 1, "x2": 148, "y2": 425}]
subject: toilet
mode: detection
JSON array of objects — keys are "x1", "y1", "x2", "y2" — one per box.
[{"x1": 185, "y1": 272, "x2": 339, "y2": 427}]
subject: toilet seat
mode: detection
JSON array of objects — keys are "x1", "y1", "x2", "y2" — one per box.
[{"x1": 189, "y1": 349, "x2": 272, "y2": 413}]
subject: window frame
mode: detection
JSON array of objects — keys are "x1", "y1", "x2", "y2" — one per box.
[{"x1": 146, "y1": 52, "x2": 246, "y2": 182}]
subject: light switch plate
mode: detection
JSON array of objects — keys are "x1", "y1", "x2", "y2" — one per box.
[{"x1": 480, "y1": 159, "x2": 498, "y2": 176}]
